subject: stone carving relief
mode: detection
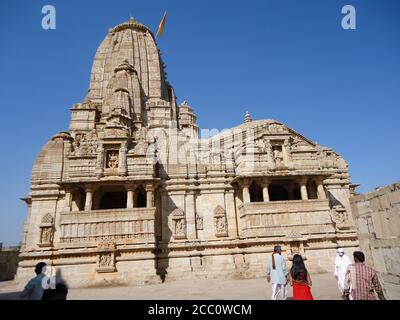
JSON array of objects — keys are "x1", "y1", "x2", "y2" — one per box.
[
  {"x1": 331, "y1": 205, "x2": 351, "y2": 230},
  {"x1": 214, "y1": 205, "x2": 228, "y2": 237},
  {"x1": 172, "y1": 207, "x2": 186, "y2": 240},
  {"x1": 318, "y1": 150, "x2": 348, "y2": 170},
  {"x1": 38, "y1": 213, "x2": 54, "y2": 247},
  {"x1": 196, "y1": 214, "x2": 204, "y2": 230},
  {"x1": 40, "y1": 227, "x2": 53, "y2": 244},
  {"x1": 99, "y1": 253, "x2": 112, "y2": 267},
  {"x1": 268, "y1": 123, "x2": 287, "y2": 134},
  {"x1": 106, "y1": 150, "x2": 119, "y2": 169},
  {"x1": 272, "y1": 146, "x2": 284, "y2": 166},
  {"x1": 96, "y1": 240, "x2": 116, "y2": 273},
  {"x1": 285, "y1": 231, "x2": 307, "y2": 261},
  {"x1": 41, "y1": 213, "x2": 54, "y2": 224},
  {"x1": 132, "y1": 127, "x2": 149, "y2": 154},
  {"x1": 72, "y1": 130, "x2": 98, "y2": 156}
]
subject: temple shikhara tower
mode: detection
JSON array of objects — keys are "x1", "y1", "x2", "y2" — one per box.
[{"x1": 18, "y1": 18, "x2": 358, "y2": 286}]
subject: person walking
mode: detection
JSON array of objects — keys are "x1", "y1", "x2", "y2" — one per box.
[
  {"x1": 20, "y1": 262, "x2": 47, "y2": 300},
  {"x1": 266, "y1": 245, "x2": 289, "y2": 300},
  {"x1": 288, "y1": 254, "x2": 314, "y2": 300},
  {"x1": 334, "y1": 247, "x2": 352, "y2": 296},
  {"x1": 343, "y1": 251, "x2": 385, "y2": 300}
]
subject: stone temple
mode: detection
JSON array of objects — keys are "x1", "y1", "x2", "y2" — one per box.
[{"x1": 17, "y1": 18, "x2": 359, "y2": 287}]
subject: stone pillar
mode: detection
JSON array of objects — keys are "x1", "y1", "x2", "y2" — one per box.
[
  {"x1": 317, "y1": 179, "x2": 326, "y2": 200},
  {"x1": 262, "y1": 179, "x2": 270, "y2": 202},
  {"x1": 64, "y1": 190, "x2": 72, "y2": 212},
  {"x1": 85, "y1": 187, "x2": 94, "y2": 211},
  {"x1": 126, "y1": 185, "x2": 134, "y2": 208},
  {"x1": 299, "y1": 178, "x2": 308, "y2": 200},
  {"x1": 146, "y1": 185, "x2": 154, "y2": 208},
  {"x1": 264, "y1": 138, "x2": 275, "y2": 169},
  {"x1": 185, "y1": 191, "x2": 197, "y2": 239},
  {"x1": 282, "y1": 139, "x2": 290, "y2": 165},
  {"x1": 242, "y1": 181, "x2": 251, "y2": 203},
  {"x1": 95, "y1": 143, "x2": 104, "y2": 178},
  {"x1": 118, "y1": 142, "x2": 128, "y2": 176},
  {"x1": 225, "y1": 190, "x2": 238, "y2": 237},
  {"x1": 282, "y1": 139, "x2": 292, "y2": 168}
]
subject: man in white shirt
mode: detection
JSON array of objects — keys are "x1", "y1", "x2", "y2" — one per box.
[
  {"x1": 20, "y1": 262, "x2": 47, "y2": 300},
  {"x1": 334, "y1": 247, "x2": 352, "y2": 296},
  {"x1": 266, "y1": 245, "x2": 289, "y2": 300}
]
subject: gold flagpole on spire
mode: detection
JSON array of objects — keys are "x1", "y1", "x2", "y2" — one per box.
[{"x1": 155, "y1": 11, "x2": 167, "y2": 38}]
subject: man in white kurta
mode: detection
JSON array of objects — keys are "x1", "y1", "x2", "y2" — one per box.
[
  {"x1": 334, "y1": 248, "x2": 352, "y2": 296},
  {"x1": 266, "y1": 245, "x2": 289, "y2": 300}
]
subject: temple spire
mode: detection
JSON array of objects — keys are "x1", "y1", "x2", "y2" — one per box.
[{"x1": 244, "y1": 111, "x2": 252, "y2": 123}]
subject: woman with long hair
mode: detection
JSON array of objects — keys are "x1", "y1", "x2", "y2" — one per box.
[{"x1": 288, "y1": 254, "x2": 314, "y2": 300}]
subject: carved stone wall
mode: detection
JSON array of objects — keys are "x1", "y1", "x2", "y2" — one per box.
[{"x1": 350, "y1": 183, "x2": 400, "y2": 300}]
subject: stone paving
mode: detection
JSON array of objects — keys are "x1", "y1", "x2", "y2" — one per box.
[{"x1": 0, "y1": 273, "x2": 340, "y2": 300}]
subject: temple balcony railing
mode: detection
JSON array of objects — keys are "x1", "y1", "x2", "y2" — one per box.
[
  {"x1": 238, "y1": 199, "x2": 335, "y2": 238},
  {"x1": 58, "y1": 207, "x2": 156, "y2": 245}
]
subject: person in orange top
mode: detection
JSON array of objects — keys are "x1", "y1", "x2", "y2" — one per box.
[{"x1": 288, "y1": 254, "x2": 314, "y2": 300}]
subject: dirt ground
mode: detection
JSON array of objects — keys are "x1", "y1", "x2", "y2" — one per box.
[{"x1": 0, "y1": 272, "x2": 341, "y2": 300}]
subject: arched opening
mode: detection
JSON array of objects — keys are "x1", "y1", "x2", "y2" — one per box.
[
  {"x1": 269, "y1": 184, "x2": 290, "y2": 201},
  {"x1": 71, "y1": 188, "x2": 86, "y2": 211},
  {"x1": 249, "y1": 181, "x2": 264, "y2": 202},
  {"x1": 93, "y1": 186, "x2": 127, "y2": 210},
  {"x1": 307, "y1": 180, "x2": 318, "y2": 200},
  {"x1": 135, "y1": 186, "x2": 147, "y2": 208}
]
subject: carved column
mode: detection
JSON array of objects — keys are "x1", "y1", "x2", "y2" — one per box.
[
  {"x1": 185, "y1": 191, "x2": 197, "y2": 240},
  {"x1": 262, "y1": 179, "x2": 270, "y2": 202},
  {"x1": 282, "y1": 139, "x2": 292, "y2": 168},
  {"x1": 242, "y1": 180, "x2": 251, "y2": 203},
  {"x1": 146, "y1": 184, "x2": 154, "y2": 208},
  {"x1": 126, "y1": 185, "x2": 134, "y2": 209},
  {"x1": 299, "y1": 178, "x2": 308, "y2": 200},
  {"x1": 317, "y1": 178, "x2": 327, "y2": 200},
  {"x1": 64, "y1": 190, "x2": 72, "y2": 212},
  {"x1": 225, "y1": 190, "x2": 238, "y2": 237},
  {"x1": 95, "y1": 143, "x2": 104, "y2": 178},
  {"x1": 118, "y1": 142, "x2": 128, "y2": 176},
  {"x1": 264, "y1": 138, "x2": 275, "y2": 169},
  {"x1": 85, "y1": 186, "x2": 94, "y2": 211}
]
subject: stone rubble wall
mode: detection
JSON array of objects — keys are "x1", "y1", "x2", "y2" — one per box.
[
  {"x1": 350, "y1": 182, "x2": 400, "y2": 300},
  {"x1": 0, "y1": 247, "x2": 20, "y2": 281}
]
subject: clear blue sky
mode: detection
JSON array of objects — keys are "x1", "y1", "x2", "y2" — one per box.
[{"x1": 0, "y1": 0, "x2": 399, "y2": 246}]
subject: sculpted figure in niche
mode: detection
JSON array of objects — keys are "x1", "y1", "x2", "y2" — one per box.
[
  {"x1": 196, "y1": 215, "x2": 204, "y2": 230},
  {"x1": 273, "y1": 147, "x2": 283, "y2": 165},
  {"x1": 216, "y1": 217, "x2": 226, "y2": 233},
  {"x1": 41, "y1": 228, "x2": 52, "y2": 243},
  {"x1": 175, "y1": 219, "x2": 185, "y2": 236},
  {"x1": 106, "y1": 150, "x2": 119, "y2": 169},
  {"x1": 99, "y1": 253, "x2": 112, "y2": 267}
]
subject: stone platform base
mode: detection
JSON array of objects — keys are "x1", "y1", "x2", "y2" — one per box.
[{"x1": 15, "y1": 246, "x2": 359, "y2": 288}]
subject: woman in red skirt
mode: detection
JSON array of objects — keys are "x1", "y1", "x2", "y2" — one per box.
[{"x1": 288, "y1": 254, "x2": 314, "y2": 300}]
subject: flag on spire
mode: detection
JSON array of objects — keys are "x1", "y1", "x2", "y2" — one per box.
[{"x1": 156, "y1": 11, "x2": 167, "y2": 38}]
